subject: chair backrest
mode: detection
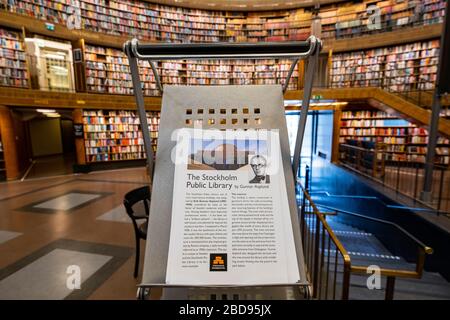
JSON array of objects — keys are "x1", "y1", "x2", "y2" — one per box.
[{"x1": 123, "y1": 186, "x2": 150, "y2": 220}]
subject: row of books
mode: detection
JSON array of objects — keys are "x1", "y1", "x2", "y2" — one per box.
[
  {"x1": 0, "y1": 77, "x2": 28, "y2": 87},
  {"x1": 85, "y1": 138, "x2": 145, "y2": 147},
  {"x1": 86, "y1": 145, "x2": 149, "y2": 155},
  {"x1": 384, "y1": 146, "x2": 449, "y2": 156},
  {"x1": 341, "y1": 128, "x2": 407, "y2": 138},
  {"x1": 0, "y1": 68, "x2": 27, "y2": 78},
  {"x1": 84, "y1": 131, "x2": 146, "y2": 140},
  {"x1": 411, "y1": 136, "x2": 429, "y2": 144},
  {"x1": 83, "y1": 124, "x2": 141, "y2": 132},
  {"x1": 385, "y1": 145, "x2": 406, "y2": 153},
  {"x1": 341, "y1": 111, "x2": 397, "y2": 119},
  {"x1": 84, "y1": 110, "x2": 159, "y2": 116},
  {"x1": 409, "y1": 127, "x2": 429, "y2": 136},
  {"x1": 0, "y1": 57, "x2": 27, "y2": 69},
  {"x1": 341, "y1": 120, "x2": 412, "y2": 128},
  {"x1": 86, "y1": 152, "x2": 148, "y2": 162},
  {"x1": 376, "y1": 137, "x2": 407, "y2": 144},
  {"x1": 83, "y1": 124, "x2": 159, "y2": 134},
  {"x1": 339, "y1": 136, "x2": 376, "y2": 143},
  {"x1": 441, "y1": 109, "x2": 450, "y2": 118}
]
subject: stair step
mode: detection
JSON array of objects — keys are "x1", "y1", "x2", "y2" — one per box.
[
  {"x1": 330, "y1": 271, "x2": 450, "y2": 300},
  {"x1": 347, "y1": 274, "x2": 450, "y2": 300},
  {"x1": 306, "y1": 210, "x2": 450, "y2": 299}
]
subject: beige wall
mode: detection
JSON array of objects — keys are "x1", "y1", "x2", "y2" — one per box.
[{"x1": 29, "y1": 118, "x2": 63, "y2": 157}]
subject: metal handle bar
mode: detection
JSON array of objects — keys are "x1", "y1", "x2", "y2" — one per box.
[
  {"x1": 124, "y1": 36, "x2": 321, "y2": 94},
  {"x1": 123, "y1": 36, "x2": 322, "y2": 181},
  {"x1": 124, "y1": 36, "x2": 320, "y2": 61}
]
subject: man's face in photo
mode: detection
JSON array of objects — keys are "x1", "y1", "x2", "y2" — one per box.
[{"x1": 250, "y1": 155, "x2": 266, "y2": 177}]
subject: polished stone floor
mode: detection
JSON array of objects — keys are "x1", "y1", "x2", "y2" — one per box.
[
  {"x1": 0, "y1": 167, "x2": 151, "y2": 300},
  {"x1": 24, "y1": 153, "x2": 76, "y2": 180}
]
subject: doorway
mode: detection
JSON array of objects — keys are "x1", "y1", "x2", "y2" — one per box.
[{"x1": 13, "y1": 107, "x2": 76, "y2": 179}]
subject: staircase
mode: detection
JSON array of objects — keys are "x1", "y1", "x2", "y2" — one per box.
[
  {"x1": 295, "y1": 87, "x2": 450, "y2": 137},
  {"x1": 326, "y1": 216, "x2": 450, "y2": 300}
]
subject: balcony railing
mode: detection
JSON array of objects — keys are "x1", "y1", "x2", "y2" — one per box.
[
  {"x1": 298, "y1": 166, "x2": 433, "y2": 300},
  {"x1": 339, "y1": 143, "x2": 450, "y2": 214}
]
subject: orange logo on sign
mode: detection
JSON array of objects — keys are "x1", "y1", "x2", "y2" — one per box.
[{"x1": 212, "y1": 256, "x2": 224, "y2": 265}]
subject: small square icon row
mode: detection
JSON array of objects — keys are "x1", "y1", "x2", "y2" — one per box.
[
  {"x1": 185, "y1": 108, "x2": 260, "y2": 115},
  {"x1": 185, "y1": 118, "x2": 261, "y2": 125}
]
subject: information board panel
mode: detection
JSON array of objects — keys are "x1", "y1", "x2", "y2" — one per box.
[{"x1": 166, "y1": 128, "x2": 300, "y2": 285}]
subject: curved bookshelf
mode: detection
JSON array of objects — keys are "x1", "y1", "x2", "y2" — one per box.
[{"x1": 0, "y1": 0, "x2": 446, "y2": 43}]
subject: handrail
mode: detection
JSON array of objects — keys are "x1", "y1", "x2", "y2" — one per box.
[
  {"x1": 124, "y1": 35, "x2": 321, "y2": 95},
  {"x1": 298, "y1": 176, "x2": 433, "y2": 299},
  {"x1": 340, "y1": 143, "x2": 374, "y2": 152},
  {"x1": 297, "y1": 181, "x2": 352, "y2": 299},
  {"x1": 301, "y1": 186, "x2": 352, "y2": 262},
  {"x1": 340, "y1": 144, "x2": 450, "y2": 171},
  {"x1": 316, "y1": 204, "x2": 433, "y2": 254},
  {"x1": 311, "y1": 203, "x2": 433, "y2": 280},
  {"x1": 124, "y1": 36, "x2": 320, "y2": 60}
]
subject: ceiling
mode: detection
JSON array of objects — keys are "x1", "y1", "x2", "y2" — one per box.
[
  {"x1": 13, "y1": 108, "x2": 74, "y2": 121},
  {"x1": 148, "y1": 0, "x2": 346, "y2": 11}
]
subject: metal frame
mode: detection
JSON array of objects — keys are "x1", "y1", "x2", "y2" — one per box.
[
  {"x1": 124, "y1": 36, "x2": 322, "y2": 299},
  {"x1": 422, "y1": 3, "x2": 449, "y2": 201}
]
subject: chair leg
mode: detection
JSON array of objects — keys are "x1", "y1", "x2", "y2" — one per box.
[{"x1": 134, "y1": 235, "x2": 140, "y2": 278}]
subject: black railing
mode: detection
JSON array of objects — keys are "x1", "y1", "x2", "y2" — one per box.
[
  {"x1": 339, "y1": 143, "x2": 450, "y2": 214},
  {"x1": 313, "y1": 203, "x2": 433, "y2": 300}
]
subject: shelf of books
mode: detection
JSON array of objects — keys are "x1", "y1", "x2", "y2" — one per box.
[
  {"x1": 2, "y1": 0, "x2": 445, "y2": 43},
  {"x1": 441, "y1": 108, "x2": 450, "y2": 118},
  {"x1": 330, "y1": 39, "x2": 440, "y2": 92},
  {"x1": 84, "y1": 44, "x2": 299, "y2": 95},
  {"x1": 84, "y1": 44, "x2": 161, "y2": 95},
  {"x1": 339, "y1": 109, "x2": 450, "y2": 166},
  {"x1": 184, "y1": 59, "x2": 299, "y2": 89},
  {"x1": 321, "y1": 0, "x2": 446, "y2": 40},
  {"x1": 82, "y1": 109, "x2": 160, "y2": 163},
  {"x1": 0, "y1": 27, "x2": 29, "y2": 88}
]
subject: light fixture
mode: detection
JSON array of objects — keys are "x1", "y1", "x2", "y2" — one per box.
[
  {"x1": 36, "y1": 109, "x2": 56, "y2": 113},
  {"x1": 44, "y1": 112, "x2": 61, "y2": 118},
  {"x1": 284, "y1": 100, "x2": 348, "y2": 108}
]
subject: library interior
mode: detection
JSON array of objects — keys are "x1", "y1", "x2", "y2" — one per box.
[{"x1": 0, "y1": 0, "x2": 449, "y2": 301}]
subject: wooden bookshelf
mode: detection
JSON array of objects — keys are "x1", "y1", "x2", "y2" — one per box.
[
  {"x1": 82, "y1": 109, "x2": 160, "y2": 163},
  {"x1": 0, "y1": 26, "x2": 29, "y2": 88},
  {"x1": 0, "y1": 131, "x2": 5, "y2": 181},
  {"x1": 339, "y1": 109, "x2": 450, "y2": 165},
  {"x1": 84, "y1": 44, "x2": 161, "y2": 95},
  {"x1": 1, "y1": 0, "x2": 445, "y2": 43},
  {"x1": 330, "y1": 39, "x2": 440, "y2": 92}
]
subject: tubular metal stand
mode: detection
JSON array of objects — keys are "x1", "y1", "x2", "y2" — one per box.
[{"x1": 124, "y1": 37, "x2": 322, "y2": 299}]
